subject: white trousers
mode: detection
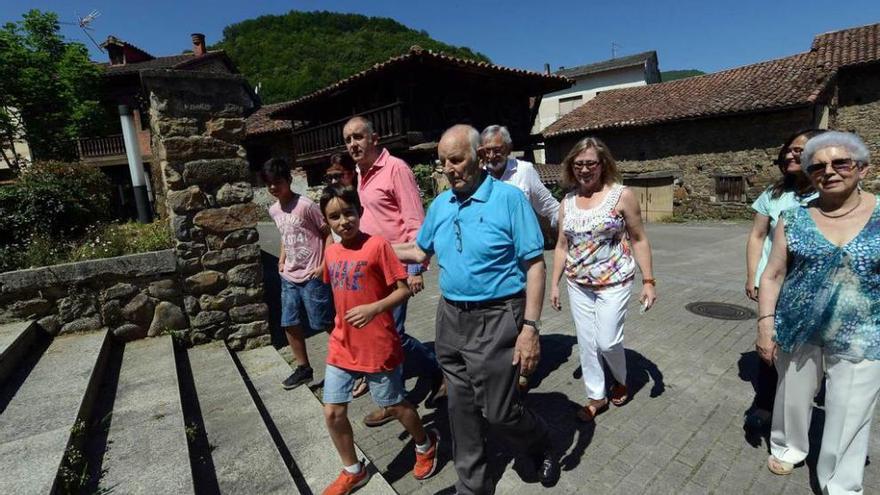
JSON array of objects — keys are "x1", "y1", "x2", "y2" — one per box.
[
  {"x1": 771, "y1": 343, "x2": 880, "y2": 494},
  {"x1": 567, "y1": 279, "x2": 631, "y2": 400}
]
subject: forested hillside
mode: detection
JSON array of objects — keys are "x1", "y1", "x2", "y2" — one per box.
[{"x1": 214, "y1": 11, "x2": 490, "y2": 103}]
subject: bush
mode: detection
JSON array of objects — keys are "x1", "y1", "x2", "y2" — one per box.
[
  {"x1": 0, "y1": 221, "x2": 173, "y2": 272},
  {"x1": 0, "y1": 161, "x2": 112, "y2": 245}
]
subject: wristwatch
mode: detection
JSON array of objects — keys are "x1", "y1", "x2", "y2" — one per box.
[{"x1": 522, "y1": 319, "x2": 541, "y2": 333}]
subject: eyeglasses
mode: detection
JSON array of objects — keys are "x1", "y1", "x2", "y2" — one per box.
[
  {"x1": 789, "y1": 146, "x2": 804, "y2": 155},
  {"x1": 572, "y1": 160, "x2": 601, "y2": 171},
  {"x1": 324, "y1": 173, "x2": 344, "y2": 184},
  {"x1": 806, "y1": 158, "x2": 860, "y2": 177},
  {"x1": 453, "y1": 218, "x2": 462, "y2": 252},
  {"x1": 481, "y1": 146, "x2": 506, "y2": 157}
]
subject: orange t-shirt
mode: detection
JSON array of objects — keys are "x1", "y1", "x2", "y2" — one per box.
[{"x1": 323, "y1": 234, "x2": 406, "y2": 373}]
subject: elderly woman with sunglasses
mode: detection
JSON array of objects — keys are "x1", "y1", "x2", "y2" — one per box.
[
  {"x1": 743, "y1": 129, "x2": 825, "y2": 432},
  {"x1": 757, "y1": 131, "x2": 880, "y2": 493},
  {"x1": 550, "y1": 137, "x2": 656, "y2": 422}
]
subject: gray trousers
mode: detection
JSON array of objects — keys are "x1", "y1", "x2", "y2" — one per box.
[{"x1": 435, "y1": 296, "x2": 549, "y2": 495}]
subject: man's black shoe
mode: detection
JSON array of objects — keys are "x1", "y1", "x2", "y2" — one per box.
[
  {"x1": 535, "y1": 451, "x2": 560, "y2": 488},
  {"x1": 282, "y1": 365, "x2": 313, "y2": 390}
]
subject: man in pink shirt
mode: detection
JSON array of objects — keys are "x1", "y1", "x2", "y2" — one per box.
[{"x1": 343, "y1": 116, "x2": 445, "y2": 427}]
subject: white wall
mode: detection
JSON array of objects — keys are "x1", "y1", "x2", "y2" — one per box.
[
  {"x1": 533, "y1": 65, "x2": 648, "y2": 134},
  {"x1": 1, "y1": 107, "x2": 32, "y2": 171}
]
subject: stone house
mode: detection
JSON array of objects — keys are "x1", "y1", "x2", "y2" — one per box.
[
  {"x1": 542, "y1": 22, "x2": 880, "y2": 219},
  {"x1": 78, "y1": 33, "x2": 240, "y2": 219}
]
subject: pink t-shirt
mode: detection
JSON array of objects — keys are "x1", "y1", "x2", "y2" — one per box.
[{"x1": 268, "y1": 195, "x2": 327, "y2": 283}]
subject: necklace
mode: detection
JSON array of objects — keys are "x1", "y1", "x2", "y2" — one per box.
[{"x1": 818, "y1": 191, "x2": 862, "y2": 219}]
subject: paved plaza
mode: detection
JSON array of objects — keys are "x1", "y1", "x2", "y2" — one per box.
[{"x1": 259, "y1": 221, "x2": 880, "y2": 494}]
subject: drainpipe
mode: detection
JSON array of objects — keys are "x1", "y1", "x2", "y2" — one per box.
[{"x1": 118, "y1": 104, "x2": 153, "y2": 223}]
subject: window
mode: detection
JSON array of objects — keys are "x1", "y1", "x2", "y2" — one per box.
[
  {"x1": 714, "y1": 175, "x2": 746, "y2": 202},
  {"x1": 558, "y1": 95, "x2": 583, "y2": 116}
]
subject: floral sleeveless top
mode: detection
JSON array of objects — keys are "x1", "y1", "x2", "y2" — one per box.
[
  {"x1": 562, "y1": 184, "x2": 635, "y2": 287},
  {"x1": 775, "y1": 201, "x2": 880, "y2": 361}
]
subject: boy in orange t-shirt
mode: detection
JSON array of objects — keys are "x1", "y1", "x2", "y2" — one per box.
[{"x1": 318, "y1": 185, "x2": 439, "y2": 495}]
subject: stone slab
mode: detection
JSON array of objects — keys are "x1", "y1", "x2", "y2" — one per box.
[
  {"x1": 99, "y1": 336, "x2": 194, "y2": 494},
  {"x1": 0, "y1": 320, "x2": 38, "y2": 384},
  {"x1": 237, "y1": 346, "x2": 396, "y2": 494},
  {"x1": 0, "y1": 250, "x2": 176, "y2": 294},
  {"x1": 0, "y1": 330, "x2": 109, "y2": 495},
  {"x1": 188, "y1": 341, "x2": 297, "y2": 494}
]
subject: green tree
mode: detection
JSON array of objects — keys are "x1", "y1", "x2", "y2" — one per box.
[
  {"x1": 0, "y1": 10, "x2": 107, "y2": 172},
  {"x1": 215, "y1": 10, "x2": 491, "y2": 103}
]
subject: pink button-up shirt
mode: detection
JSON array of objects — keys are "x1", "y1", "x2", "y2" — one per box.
[{"x1": 358, "y1": 148, "x2": 425, "y2": 244}]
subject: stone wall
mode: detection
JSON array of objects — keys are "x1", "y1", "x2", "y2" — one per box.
[
  {"x1": 545, "y1": 107, "x2": 816, "y2": 219},
  {"x1": 833, "y1": 63, "x2": 880, "y2": 192},
  {"x1": 0, "y1": 251, "x2": 188, "y2": 342},
  {"x1": 143, "y1": 70, "x2": 269, "y2": 351}
]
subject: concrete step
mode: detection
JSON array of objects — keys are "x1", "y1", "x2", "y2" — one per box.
[
  {"x1": 0, "y1": 320, "x2": 39, "y2": 385},
  {"x1": 99, "y1": 335, "x2": 194, "y2": 494},
  {"x1": 237, "y1": 346, "x2": 396, "y2": 494},
  {"x1": 188, "y1": 341, "x2": 299, "y2": 494},
  {"x1": 0, "y1": 330, "x2": 110, "y2": 495}
]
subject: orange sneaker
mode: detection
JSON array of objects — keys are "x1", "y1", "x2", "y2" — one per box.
[
  {"x1": 323, "y1": 462, "x2": 370, "y2": 495},
  {"x1": 413, "y1": 429, "x2": 440, "y2": 480}
]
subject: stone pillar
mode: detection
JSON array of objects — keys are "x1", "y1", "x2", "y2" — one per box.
[{"x1": 142, "y1": 70, "x2": 269, "y2": 350}]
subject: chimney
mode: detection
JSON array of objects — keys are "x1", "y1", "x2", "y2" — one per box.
[
  {"x1": 191, "y1": 33, "x2": 206, "y2": 56},
  {"x1": 544, "y1": 63, "x2": 550, "y2": 75}
]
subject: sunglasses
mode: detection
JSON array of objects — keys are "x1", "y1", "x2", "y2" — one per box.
[
  {"x1": 572, "y1": 160, "x2": 601, "y2": 171},
  {"x1": 324, "y1": 173, "x2": 345, "y2": 184},
  {"x1": 805, "y1": 158, "x2": 860, "y2": 177}
]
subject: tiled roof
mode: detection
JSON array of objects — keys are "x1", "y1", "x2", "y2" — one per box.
[
  {"x1": 555, "y1": 51, "x2": 656, "y2": 79},
  {"x1": 534, "y1": 162, "x2": 562, "y2": 185},
  {"x1": 246, "y1": 103, "x2": 293, "y2": 136},
  {"x1": 543, "y1": 22, "x2": 880, "y2": 138},
  {"x1": 271, "y1": 46, "x2": 572, "y2": 118},
  {"x1": 101, "y1": 51, "x2": 232, "y2": 76}
]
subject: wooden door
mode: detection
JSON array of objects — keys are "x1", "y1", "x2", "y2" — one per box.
[{"x1": 624, "y1": 178, "x2": 674, "y2": 222}]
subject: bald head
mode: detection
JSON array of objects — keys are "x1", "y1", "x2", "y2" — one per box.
[
  {"x1": 343, "y1": 116, "x2": 380, "y2": 168},
  {"x1": 439, "y1": 125, "x2": 483, "y2": 195}
]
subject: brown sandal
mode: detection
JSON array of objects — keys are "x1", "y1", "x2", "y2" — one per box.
[
  {"x1": 610, "y1": 384, "x2": 629, "y2": 406},
  {"x1": 576, "y1": 399, "x2": 609, "y2": 422}
]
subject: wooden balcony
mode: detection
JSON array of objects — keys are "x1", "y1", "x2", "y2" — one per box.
[
  {"x1": 77, "y1": 132, "x2": 152, "y2": 167},
  {"x1": 292, "y1": 102, "x2": 407, "y2": 162}
]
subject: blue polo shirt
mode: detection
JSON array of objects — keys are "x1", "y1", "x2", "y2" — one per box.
[{"x1": 416, "y1": 174, "x2": 544, "y2": 301}]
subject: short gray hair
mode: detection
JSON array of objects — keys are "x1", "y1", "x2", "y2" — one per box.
[
  {"x1": 480, "y1": 125, "x2": 513, "y2": 147},
  {"x1": 346, "y1": 116, "x2": 375, "y2": 136},
  {"x1": 802, "y1": 131, "x2": 870, "y2": 168},
  {"x1": 441, "y1": 124, "x2": 481, "y2": 161}
]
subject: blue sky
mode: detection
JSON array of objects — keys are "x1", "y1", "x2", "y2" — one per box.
[{"x1": 4, "y1": 0, "x2": 879, "y2": 74}]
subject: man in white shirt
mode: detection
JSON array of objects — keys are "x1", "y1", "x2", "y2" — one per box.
[{"x1": 479, "y1": 125, "x2": 560, "y2": 228}]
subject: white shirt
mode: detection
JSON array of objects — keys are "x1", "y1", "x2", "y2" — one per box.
[{"x1": 487, "y1": 158, "x2": 560, "y2": 228}]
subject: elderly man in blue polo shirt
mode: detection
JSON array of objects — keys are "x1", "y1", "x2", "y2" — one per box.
[{"x1": 395, "y1": 124, "x2": 559, "y2": 494}]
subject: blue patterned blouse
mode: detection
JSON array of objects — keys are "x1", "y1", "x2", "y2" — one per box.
[{"x1": 774, "y1": 200, "x2": 880, "y2": 361}]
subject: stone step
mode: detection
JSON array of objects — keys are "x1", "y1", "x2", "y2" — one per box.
[
  {"x1": 99, "y1": 335, "x2": 194, "y2": 494},
  {"x1": 188, "y1": 341, "x2": 299, "y2": 494},
  {"x1": 0, "y1": 330, "x2": 110, "y2": 495},
  {"x1": 237, "y1": 346, "x2": 396, "y2": 494},
  {"x1": 0, "y1": 320, "x2": 39, "y2": 385}
]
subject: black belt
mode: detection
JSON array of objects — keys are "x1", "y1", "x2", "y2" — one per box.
[{"x1": 443, "y1": 291, "x2": 524, "y2": 311}]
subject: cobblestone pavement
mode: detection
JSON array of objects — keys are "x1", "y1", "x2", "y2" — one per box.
[{"x1": 259, "y1": 222, "x2": 880, "y2": 494}]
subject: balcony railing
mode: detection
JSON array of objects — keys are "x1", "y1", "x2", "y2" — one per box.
[
  {"x1": 77, "y1": 134, "x2": 126, "y2": 159},
  {"x1": 293, "y1": 102, "x2": 405, "y2": 159}
]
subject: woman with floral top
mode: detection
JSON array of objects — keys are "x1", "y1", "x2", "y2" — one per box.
[
  {"x1": 550, "y1": 137, "x2": 657, "y2": 422},
  {"x1": 758, "y1": 131, "x2": 880, "y2": 493}
]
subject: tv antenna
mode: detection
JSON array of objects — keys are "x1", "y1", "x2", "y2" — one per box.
[
  {"x1": 60, "y1": 10, "x2": 104, "y2": 52},
  {"x1": 611, "y1": 42, "x2": 621, "y2": 59}
]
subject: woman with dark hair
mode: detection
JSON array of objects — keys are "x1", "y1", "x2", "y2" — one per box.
[
  {"x1": 743, "y1": 129, "x2": 825, "y2": 431},
  {"x1": 550, "y1": 137, "x2": 657, "y2": 422},
  {"x1": 758, "y1": 131, "x2": 879, "y2": 492},
  {"x1": 325, "y1": 152, "x2": 357, "y2": 187}
]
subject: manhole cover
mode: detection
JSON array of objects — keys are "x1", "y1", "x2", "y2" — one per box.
[{"x1": 685, "y1": 302, "x2": 756, "y2": 320}]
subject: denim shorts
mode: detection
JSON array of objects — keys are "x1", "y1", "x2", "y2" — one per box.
[
  {"x1": 322, "y1": 364, "x2": 405, "y2": 407},
  {"x1": 280, "y1": 278, "x2": 334, "y2": 330}
]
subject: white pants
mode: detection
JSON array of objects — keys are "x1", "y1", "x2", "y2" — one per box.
[
  {"x1": 567, "y1": 279, "x2": 631, "y2": 400},
  {"x1": 771, "y1": 343, "x2": 880, "y2": 494}
]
